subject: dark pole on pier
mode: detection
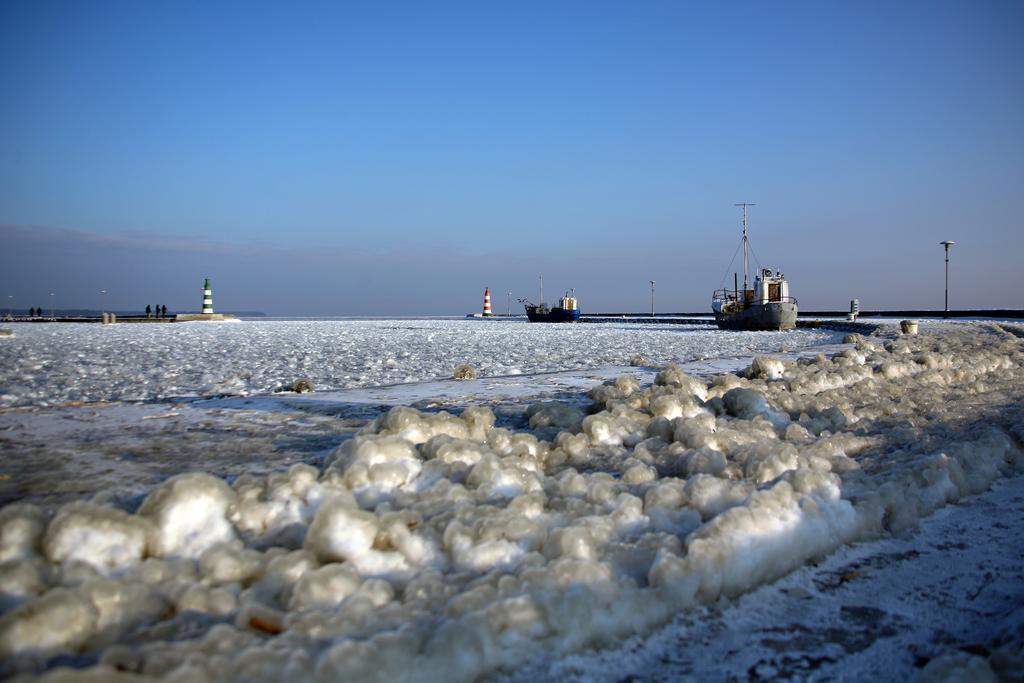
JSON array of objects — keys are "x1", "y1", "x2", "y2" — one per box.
[{"x1": 940, "y1": 240, "x2": 955, "y2": 318}]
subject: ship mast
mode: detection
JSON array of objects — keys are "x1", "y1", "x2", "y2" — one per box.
[{"x1": 735, "y1": 202, "x2": 755, "y2": 291}]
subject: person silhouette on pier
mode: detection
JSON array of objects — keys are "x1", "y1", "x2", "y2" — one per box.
[
  {"x1": 146, "y1": 304, "x2": 152, "y2": 318},
  {"x1": 161, "y1": 304, "x2": 167, "y2": 318}
]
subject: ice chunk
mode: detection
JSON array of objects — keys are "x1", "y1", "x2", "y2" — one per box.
[
  {"x1": 684, "y1": 475, "x2": 753, "y2": 520},
  {"x1": 326, "y1": 435, "x2": 422, "y2": 501},
  {"x1": 653, "y1": 473, "x2": 858, "y2": 604},
  {"x1": 723, "y1": 387, "x2": 789, "y2": 428},
  {"x1": 304, "y1": 500, "x2": 378, "y2": 564},
  {"x1": 737, "y1": 441, "x2": 802, "y2": 484},
  {"x1": 0, "y1": 588, "x2": 97, "y2": 657},
  {"x1": 0, "y1": 504, "x2": 47, "y2": 562},
  {"x1": 137, "y1": 473, "x2": 238, "y2": 559},
  {"x1": 316, "y1": 628, "x2": 422, "y2": 683},
  {"x1": 649, "y1": 391, "x2": 705, "y2": 421},
  {"x1": 655, "y1": 365, "x2": 709, "y2": 401},
  {"x1": 231, "y1": 464, "x2": 356, "y2": 540},
  {"x1": 622, "y1": 462, "x2": 657, "y2": 484},
  {"x1": 43, "y1": 503, "x2": 153, "y2": 573},
  {"x1": 918, "y1": 651, "x2": 998, "y2": 683},
  {"x1": 174, "y1": 583, "x2": 237, "y2": 616},
  {"x1": 745, "y1": 356, "x2": 787, "y2": 380},
  {"x1": 460, "y1": 405, "x2": 496, "y2": 441},
  {"x1": 681, "y1": 447, "x2": 728, "y2": 477},
  {"x1": 199, "y1": 542, "x2": 264, "y2": 585},
  {"x1": 78, "y1": 577, "x2": 168, "y2": 644},
  {"x1": 466, "y1": 454, "x2": 544, "y2": 498},
  {"x1": 288, "y1": 563, "x2": 361, "y2": 610},
  {"x1": 0, "y1": 556, "x2": 51, "y2": 602},
  {"x1": 367, "y1": 406, "x2": 470, "y2": 444},
  {"x1": 419, "y1": 435, "x2": 493, "y2": 468},
  {"x1": 588, "y1": 376, "x2": 643, "y2": 410},
  {"x1": 453, "y1": 364, "x2": 476, "y2": 380},
  {"x1": 672, "y1": 413, "x2": 718, "y2": 449},
  {"x1": 582, "y1": 409, "x2": 650, "y2": 447},
  {"x1": 723, "y1": 388, "x2": 770, "y2": 419},
  {"x1": 527, "y1": 402, "x2": 585, "y2": 433}
]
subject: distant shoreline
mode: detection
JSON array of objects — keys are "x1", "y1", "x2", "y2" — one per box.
[
  {"x1": 1, "y1": 310, "x2": 266, "y2": 319},
  {"x1": 4, "y1": 309, "x2": 1021, "y2": 322}
]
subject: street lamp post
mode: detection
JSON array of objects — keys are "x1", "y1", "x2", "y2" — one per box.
[
  {"x1": 506, "y1": 290, "x2": 511, "y2": 317},
  {"x1": 100, "y1": 289, "x2": 107, "y2": 316},
  {"x1": 939, "y1": 241, "x2": 955, "y2": 318},
  {"x1": 649, "y1": 280, "x2": 655, "y2": 317},
  {"x1": 49, "y1": 292, "x2": 55, "y2": 319},
  {"x1": 6, "y1": 295, "x2": 12, "y2": 318}
]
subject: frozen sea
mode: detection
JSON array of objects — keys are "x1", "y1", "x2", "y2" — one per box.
[
  {"x1": 0, "y1": 317, "x2": 844, "y2": 407},
  {"x1": 0, "y1": 317, "x2": 1021, "y2": 682}
]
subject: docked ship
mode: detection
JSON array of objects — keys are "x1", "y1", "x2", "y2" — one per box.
[
  {"x1": 711, "y1": 204, "x2": 798, "y2": 331},
  {"x1": 522, "y1": 275, "x2": 581, "y2": 322}
]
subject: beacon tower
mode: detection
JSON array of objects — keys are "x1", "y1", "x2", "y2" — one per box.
[{"x1": 202, "y1": 278, "x2": 214, "y2": 314}]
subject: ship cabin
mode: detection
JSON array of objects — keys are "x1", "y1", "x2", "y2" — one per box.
[
  {"x1": 753, "y1": 268, "x2": 791, "y2": 306},
  {"x1": 713, "y1": 268, "x2": 792, "y2": 313}
]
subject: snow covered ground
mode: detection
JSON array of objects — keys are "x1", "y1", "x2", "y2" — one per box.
[{"x1": 0, "y1": 318, "x2": 1022, "y2": 682}]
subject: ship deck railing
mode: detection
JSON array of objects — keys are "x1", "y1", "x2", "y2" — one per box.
[{"x1": 712, "y1": 290, "x2": 799, "y2": 306}]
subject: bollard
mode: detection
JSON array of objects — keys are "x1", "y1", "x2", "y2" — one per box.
[
  {"x1": 900, "y1": 320, "x2": 918, "y2": 335},
  {"x1": 101, "y1": 312, "x2": 109, "y2": 325},
  {"x1": 847, "y1": 298, "x2": 859, "y2": 321}
]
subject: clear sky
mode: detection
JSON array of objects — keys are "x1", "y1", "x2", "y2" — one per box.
[{"x1": 1, "y1": 0, "x2": 1022, "y2": 315}]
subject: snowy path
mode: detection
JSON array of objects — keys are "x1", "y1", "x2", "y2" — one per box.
[{"x1": 496, "y1": 474, "x2": 1024, "y2": 682}]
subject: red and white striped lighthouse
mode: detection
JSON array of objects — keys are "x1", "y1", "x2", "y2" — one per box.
[{"x1": 482, "y1": 287, "x2": 493, "y2": 316}]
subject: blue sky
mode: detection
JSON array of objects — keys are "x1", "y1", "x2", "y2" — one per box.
[{"x1": 1, "y1": 0, "x2": 1022, "y2": 314}]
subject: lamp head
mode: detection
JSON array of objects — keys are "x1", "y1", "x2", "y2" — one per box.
[{"x1": 940, "y1": 240, "x2": 955, "y2": 248}]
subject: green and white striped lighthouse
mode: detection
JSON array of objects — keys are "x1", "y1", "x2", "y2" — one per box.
[{"x1": 202, "y1": 278, "x2": 214, "y2": 314}]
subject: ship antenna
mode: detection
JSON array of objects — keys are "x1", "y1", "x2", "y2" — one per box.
[{"x1": 735, "y1": 202, "x2": 755, "y2": 291}]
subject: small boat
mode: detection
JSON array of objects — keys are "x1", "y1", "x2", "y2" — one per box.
[
  {"x1": 522, "y1": 275, "x2": 581, "y2": 323},
  {"x1": 711, "y1": 204, "x2": 798, "y2": 331}
]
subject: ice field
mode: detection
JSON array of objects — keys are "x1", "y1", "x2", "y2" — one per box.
[
  {"x1": 0, "y1": 318, "x2": 843, "y2": 408},
  {"x1": 0, "y1": 318, "x2": 1022, "y2": 682}
]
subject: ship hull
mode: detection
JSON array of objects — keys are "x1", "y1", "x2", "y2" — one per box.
[
  {"x1": 714, "y1": 302, "x2": 797, "y2": 331},
  {"x1": 525, "y1": 307, "x2": 581, "y2": 323}
]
